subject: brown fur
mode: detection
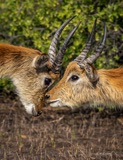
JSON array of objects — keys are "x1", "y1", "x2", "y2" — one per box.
[
  {"x1": 0, "y1": 43, "x2": 59, "y2": 115},
  {"x1": 46, "y1": 61, "x2": 123, "y2": 110}
]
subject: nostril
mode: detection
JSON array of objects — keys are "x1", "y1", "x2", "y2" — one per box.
[
  {"x1": 33, "y1": 110, "x2": 42, "y2": 117},
  {"x1": 37, "y1": 111, "x2": 42, "y2": 116},
  {"x1": 45, "y1": 94, "x2": 50, "y2": 100}
]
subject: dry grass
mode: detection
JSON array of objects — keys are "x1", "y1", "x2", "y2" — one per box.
[{"x1": 0, "y1": 93, "x2": 123, "y2": 160}]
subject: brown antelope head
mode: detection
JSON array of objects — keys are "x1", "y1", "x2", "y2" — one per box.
[
  {"x1": 45, "y1": 21, "x2": 110, "y2": 110},
  {"x1": 0, "y1": 17, "x2": 79, "y2": 116}
]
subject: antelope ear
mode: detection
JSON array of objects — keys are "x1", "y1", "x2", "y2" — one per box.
[
  {"x1": 84, "y1": 63, "x2": 99, "y2": 83},
  {"x1": 32, "y1": 54, "x2": 49, "y2": 69}
]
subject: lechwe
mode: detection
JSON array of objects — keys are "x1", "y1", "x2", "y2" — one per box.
[
  {"x1": 0, "y1": 17, "x2": 79, "y2": 116},
  {"x1": 45, "y1": 21, "x2": 123, "y2": 111}
]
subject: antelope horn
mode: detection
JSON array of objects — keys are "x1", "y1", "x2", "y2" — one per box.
[
  {"x1": 85, "y1": 22, "x2": 107, "y2": 64},
  {"x1": 52, "y1": 22, "x2": 80, "y2": 73},
  {"x1": 74, "y1": 19, "x2": 97, "y2": 63},
  {"x1": 48, "y1": 16, "x2": 75, "y2": 66}
]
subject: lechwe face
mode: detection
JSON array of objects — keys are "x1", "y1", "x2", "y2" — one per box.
[
  {"x1": 45, "y1": 20, "x2": 107, "y2": 110},
  {"x1": 0, "y1": 17, "x2": 79, "y2": 116}
]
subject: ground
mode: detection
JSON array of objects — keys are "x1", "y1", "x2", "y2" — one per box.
[{"x1": 0, "y1": 91, "x2": 123, "y2": 160}]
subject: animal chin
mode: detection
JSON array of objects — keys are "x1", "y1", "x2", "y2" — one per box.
[{"x1": 23, "y1": 102, "x2": 37, "y2": 115}]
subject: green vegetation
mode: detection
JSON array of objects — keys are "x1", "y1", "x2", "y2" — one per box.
[
  {"x1": 0, "y1": 0, "x2": 123, "y2": 88},
  {"x1": 0, "y1": 78, "x2": 14, "y2": 92}
]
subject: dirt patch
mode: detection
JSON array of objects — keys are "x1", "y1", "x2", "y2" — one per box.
[{"x1": 0, "y1": 91, "x2": 123, "y2": 160}]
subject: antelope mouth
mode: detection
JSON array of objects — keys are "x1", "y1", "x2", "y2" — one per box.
[
  {"x1": 49, "y1": 100, "x2": 59, "y2": 104},
  {"x1": 48, "y1": 99, "x2": 61, "y2": 107},
  {"x1": 47, "y1": 99, "x2": 72, "y2": 109}
]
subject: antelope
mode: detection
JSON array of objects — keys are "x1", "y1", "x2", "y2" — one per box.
[
  {"x1": 0, "y1": 17, "x2": 79, "y2": 116},
  {"x1": 45, "y1": 21, "x2": 122, "y2": 110}
]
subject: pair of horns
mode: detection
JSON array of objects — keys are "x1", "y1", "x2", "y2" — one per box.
[
  {"x1": 74, "y1": 20, "x2": 107, "y2": 68},
  {"x1": 48, "y1": 16, "x2": 80, "y2": 74}
]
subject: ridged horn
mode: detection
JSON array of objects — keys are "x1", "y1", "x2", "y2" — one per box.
[
  {"x1": 52, "y1": 22, "x2": 80, "y2": 73},
  {"x1": 74, "y1": 19, "x2": 97, "y2": 63},
  {"x1": 85, "y1": 22, "x2": 107, "y2": 64},
  {"x1": 48, "y1": 16, "x2": 75, "y2": 66}
]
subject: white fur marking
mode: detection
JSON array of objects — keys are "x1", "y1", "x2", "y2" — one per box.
[{"x1": 23, "y1": 103, "x2": 36, "y2": 115}]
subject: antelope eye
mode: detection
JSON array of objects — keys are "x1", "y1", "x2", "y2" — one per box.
[
  {"x1": 70, "y1": 75, "x2": 79, "y2": 81},
  {"x1": 44, "y1": 78, "x2": 52, "y2": 86}
]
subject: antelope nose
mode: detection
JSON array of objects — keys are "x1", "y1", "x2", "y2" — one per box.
[
  {"x1": 45, "y1": 94, "x2": 50, "y2": 100},
  {"x1": 37, "y1": 111, "x2": 42, "y2": 116}
]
